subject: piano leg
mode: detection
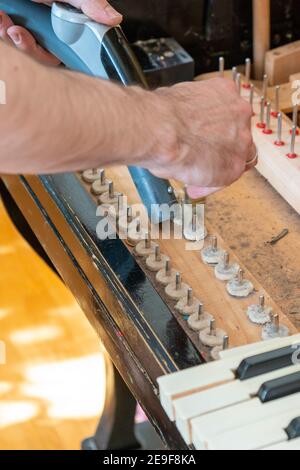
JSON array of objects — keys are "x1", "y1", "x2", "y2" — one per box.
[{"x1": 82, "y1": 350, "x2": 163, "y2": 450}]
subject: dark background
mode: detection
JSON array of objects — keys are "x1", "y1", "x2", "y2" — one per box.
[{"x1": 110, "y1": 0, "x2": 299, "y2": 74}]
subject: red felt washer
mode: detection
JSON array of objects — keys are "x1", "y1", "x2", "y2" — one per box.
[
  {"x1": 287, "y1": 153, "x2": 298, "y2": 159},
  {"x1": 290, "y1": 128, "x2": 300, "y2": 136},
  {"x1": 274, "y1": 140, "x2": 285, "y2": 147},
  {"x1": 257, "y1": 122, "x2": 266, "y2": 129},
  {"x1": 271, "y1": 111, "x2": 279, "y2": 118},
  {"x1": 263, "y1": 129, "x2": 273, "y2": 135},
  {"x1": 242, "y1": 84, "x2": 251, "y2": 90}
]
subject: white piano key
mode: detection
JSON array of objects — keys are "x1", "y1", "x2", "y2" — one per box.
[
  {"x1": 174, "y1": 363, "x2": 300, "y2": 445},
  {"x1": 264, "y1": 437, "x2": 300, "y2": 451},
  {"x1": 192, "y1": 392, "x2": 300, "y2": 450},
  {"x1": 219, "y1": 333, "x2": 300, "y2": 360},
  {"x1": 158, "y1": 333, "x2": 300, "y2": 421},
  {"x1": 208, "y1": 409, "x2": 297, "y2": 450}
]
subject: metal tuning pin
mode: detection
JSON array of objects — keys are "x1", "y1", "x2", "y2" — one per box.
[
  {"x1": 287, "y1": 125, "x2": 298, "y2": 159},
  {"x1": 175, "y1": 287, "x2": 202, "y2": 316},
  {"x1": 135, "y1": 232, "x2": 157, "y2": 258},
  {"x1": 214, "y1": 251, "x2": 240, "y2": 281},
  {"x1": 98, "y1": 181, "x2": 122, "y2": 206},
  {"x1": 187, "y1": 304, "x2": 214, "y2": 333},
  {"x1": 262, "y1": 74, "x2": 268, "y2": 104},
  {"x1": 82, "y1": 168, "x2": 103, "y2": 184},
  {"x1": 199, "y1": 318, "x2": 227, "y2": 348},
  {"x1": 146, "y1": 245, "x2": 169, "y2": 272},
  {"x1": 232, "y1": 66, "x2": 237, "y2": 82},
  {"x1": 165, "y1": 272, "x2": 189, "y2": 301},
  {"x1": 127, "y1": 219, "x2": 145, "y2": 246},
  {"x1": 219, "y1": 57, "x2": 225, "y2": 77},
  {"x1": 156, "y1": 259, "x2": 177, "y2": 286},
  {"x1": 262, "y1": 313, "x2": 290, "y2": 341},
  {"x1": 226, "y1": 268, "x2": 254, "y2": 298},
  {"x1": 291, "y1": 104, "x2": 300, "y2": 136},
  {"x1": 118, "y1": 206, "x2": 133, "y2": 236},
  {"x1": 211, "y1": 335, "x2": 229, "y2": 361},
  {"x1": 244, "y1": 58, "x2": 251, "y2": 89},
  {"x1": 91, "y1": 169, "x2": 109, "y2": 195},
  {"x1": 271, "y1": 85, "x2": 280, "y2": 118},
  {"x1": 257, "y1": 96, "x2": 266, "y2": 129},
  {"x1": 263, "y1": 102, "x2": 273, "y2": 134},
  {"x1": 236, "y1": 73, "x2": 242, "y2": 95},
  {"x1": 247, "y1": 293, "x2": 272, "y2": 325},
  {"x1": 274, "y1": 112, "x2": 285, "y2": 146},
  {"x1": 183, "y1": 210, "x2": 206, "y2": 242},
  {"x1": 201, "y1": 236, "x2": 224, "y2": 266}
]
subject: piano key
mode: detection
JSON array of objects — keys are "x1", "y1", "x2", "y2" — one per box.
[
  {"x1": 208, "y1": 409, "x2": 298, "y2": 450},
  {"x1": 174, "y1": 364, "x2": 300, "y2": 445},
  {"x1": 191, "y1": 392, "x2": 300, "y2": 450},
  {"x1": 219, "y1": 333, "x2": 300, "y2": 361},
  {"x1": 259, "y1": 371, "x2": 300, "y2": 403},
  {"x1": 286, "y1": 416, "x2": 300, "y2": 441},
  {"x1": 158, "y1": 334, "x2": 300, "y2": 421},
  {"x1": 236, "y1": 345, "x2": 296, "y2": 381},
  {"x1": 264, "y1": 437, "x2": 300, "y2": 450}
]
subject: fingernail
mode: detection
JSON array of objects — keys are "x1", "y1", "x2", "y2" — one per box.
[
  {"x1": 8, "y1": 31, "x2": 22, "y2": 45},
  {"x1": 104, "y1": 5, "x2": 122, "y2": 19}
]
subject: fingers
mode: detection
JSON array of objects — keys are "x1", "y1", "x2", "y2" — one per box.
[
  {"x1": 33, "y1": 0, "x2": 123, "y2": 26},
  {"x1": 186, "y1": 186, "x2": 223, "y2": 199},
  {"x1": 0, "y1": 11, "x2": 14, "y2": 42},
  {"x1": 6, "y1": 25, "x2": 61, "y2": 66},
  {"x1": 0, "y1": 11, "x2": 60, "y2": 65}
]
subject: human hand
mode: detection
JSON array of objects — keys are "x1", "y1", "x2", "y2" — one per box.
[{"x1": 0, "y1": 0, "x2": 122, "y2": 65}]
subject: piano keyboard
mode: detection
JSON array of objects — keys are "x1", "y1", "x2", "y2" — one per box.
[{"x1": 158, "y1": 333, "x2": 300, "y2": 450}]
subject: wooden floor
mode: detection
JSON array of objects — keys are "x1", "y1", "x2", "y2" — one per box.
[{"x1": 0, "y1": 201, "x2": 105, "y2": 450}]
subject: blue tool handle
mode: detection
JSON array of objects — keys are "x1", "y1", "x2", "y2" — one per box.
[
  {"x1": 0, "y1": 0, "x2": 91, "y2": 74},
  {"x1": 0, "y1": 0, "x2": 176, "y2": 222}
]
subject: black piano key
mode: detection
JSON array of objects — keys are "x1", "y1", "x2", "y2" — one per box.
[
  {"x1": 259, "y1": 371, "x2": 300, "y2": 403},
  {"x1": 286, "y1": 417, "x2": 300, "y2": 440},
  {"x1": 236, "y1": 345, "x2": 296, "y2": 381}
]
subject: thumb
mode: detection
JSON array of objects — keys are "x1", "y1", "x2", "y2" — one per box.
[{"x1": 77, "y1": 0, "x2": 123, "y2": 26}]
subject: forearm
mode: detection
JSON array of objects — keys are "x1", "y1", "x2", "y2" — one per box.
[{"x1": 0, "y1": 42, "x2": 170, "y2": 174}]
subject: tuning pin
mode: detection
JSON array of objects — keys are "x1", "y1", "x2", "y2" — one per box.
[
  {"x1": 227, "y1": 269, "x2": 254, "y2": 298},
  {"x1": 91, "y1": 169, "x2": 109, "y2": 195},
  {"x1": 165, "y1": 273, "x2": 189, "y2": 301},
  {"x1": 156, "y1": 259, "x2": 177, "y2": 286},
  {"x1": 127, "y1": 219, "x2": 146, "y2": 246},
  {"x1": 219, "y1": 57, "x2": 225, "y2": 77},
  {"x1": 247, "y1": 294, "x2": 272, "y2": 325},
  {"x1": 236, "y1": 73, "x2": 242, "y2": 95},
  {"x1": 199, "y1": 319, "x2": 227, "y2": 348},
  {"x1": 175, "y1": 287, "x2": 202, "y2": 316},
  {"x1": 290, "y1": 104, "x2": 300, "y2": 136},
  {"x1": 287, "y1": 125, "x2": 298, "y2": 159},
  {"x1": 263, "y1": 102, "x2": 273, "y2": 134},
  {"x1": 82, "y1": 168, "x2": 103, "y2": 184},
  {"x1": 262, "y1": 74, "x2": 268, "y2": 104},
  {"x1": 274, "y1": 112, "x2": 285, "y2": 147},
  {"x1": 257, "y1": 96, "x2": 266, "y2": 129},
  {"x1": 232, "y1": 66, "x2": 237, "y2": 82},
  {"x1": 262, "y1": 313, "x2": 290, "y2": 340},
  {"x1": 98, "y1": 181, "x2": 122, "y2": 206},
  {"x1": 211, "y1": 335, "x2": 229, "y2": 361},
  {"x1": 187, "y1": 304, "x2": 214, "y2": 332},
  {"x1": 271, "y1": 85, "x2": 280, "y2": 118},
  {"x1": 146, "y1": 245, "x2": 169, "y2": 272},
  {"x1": 214, "y1": 252, "x2": 240, "y2": 281},
  {"x1": 135, "y1": 232, "x2": 157, "y2": 258},
  {"x1": 201, "y1": 236, "x2": 224, "y2": 266},
  {"x1": 243, "y1": 58, "x2": 251, "y2": 89},
  {"x1": 183, "y1": 209, "x2": 207, "y2": 242}
]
